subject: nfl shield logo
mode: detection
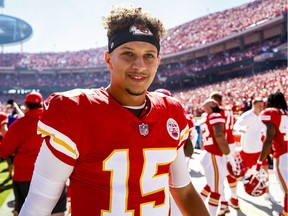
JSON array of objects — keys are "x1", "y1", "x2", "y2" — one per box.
[{"x1": 139, "y1": 123, "x2": 149, "y2": 136}]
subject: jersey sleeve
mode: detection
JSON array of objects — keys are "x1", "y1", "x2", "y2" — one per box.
[
  {"x1": 260, "y1": 108, "x2": 277, "y2": 125},
  {"x1": 208, "y1": 113, "x2": 225, "y2": 126},
  {"x1": 169, "y1": 145, "x2": 191, "y2": 188},
  {"x1": 37, "y1": 92, "x2": 80, "y2": 166},
  {"x1": 0, "y1": 112, "x2": 8, "y2": 127}
]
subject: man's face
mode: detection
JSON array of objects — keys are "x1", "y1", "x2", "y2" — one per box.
[
  {"x1": 254, "y1": 101, "x2": 264, "y2": 114},
  {"x1": 6, "y1": 104, "x2": 14, "y2": 114},
  {"x1": 203, "y1": 102, "x2": 213, "y2": 114},
  {"x1": 105, "y1": 41, "x2": 160, "y2": 103}
]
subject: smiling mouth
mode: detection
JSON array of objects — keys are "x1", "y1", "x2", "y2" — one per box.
[{"x1": 128, "y1": 74, "x2": 147, "y2": 81}]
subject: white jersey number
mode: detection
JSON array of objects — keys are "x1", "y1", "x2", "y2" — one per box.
[
  {"x1": 201, "y1": 123, "x2": 213, "y2": 146},
  {"x1": 224, "y1": 110, "x2": 234, "y2": 130},
  {"x1": 102, "y1": 149, "x2": 176, "y2": 216},
  {"x1": 279, "y1": 115, "x2": 288, "y2": 141}
]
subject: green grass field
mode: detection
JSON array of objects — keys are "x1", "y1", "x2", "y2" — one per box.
[{"x1": 0, "y1": 161, "x2": 13, "y2": 207}]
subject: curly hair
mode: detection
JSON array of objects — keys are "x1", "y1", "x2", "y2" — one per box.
[
  {"x1": 102, "y1": 5, "x2": 166, "y2": 42},
  {"x1": 266, "y1": 91, "x2": 287, "y2": 111}
]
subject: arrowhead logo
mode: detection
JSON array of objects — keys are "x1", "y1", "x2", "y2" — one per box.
[{"x1": 43, "y1": 101, "x2": 50, "y2": 110}]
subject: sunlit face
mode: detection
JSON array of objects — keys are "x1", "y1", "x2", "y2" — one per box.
[
  {"x1": 203, "y1": 102, "x2": 213, "y2": 114},
  {"x1": 254, "y1": 101, "x2": 264, "y2": 115},
  {"x1": 105, "y1": 41, "x2": 160, "y2": 105}
]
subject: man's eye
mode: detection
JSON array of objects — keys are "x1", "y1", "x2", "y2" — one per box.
[
  {"x1": 123, "y1": 52, "x2": 133, "y2": 56},
  {"x1": 145, "y1": 53, "x2": 155, "y2": 58}
]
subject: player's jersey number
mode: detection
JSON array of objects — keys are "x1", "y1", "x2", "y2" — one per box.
[
  {"x1": 102, "y1": 149, "x2": 176, "y2": 216},
  {"x1": 279, "y1": 115, "x2": 288, "y2": 141},
  {"x1": 224, "y1": 110, "x2": 234, "y2": 130},
  {"x1": 201, "y1": 123, "x2": 213, "y2": 146}
]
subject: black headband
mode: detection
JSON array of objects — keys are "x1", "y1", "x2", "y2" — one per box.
[{"x1": 108, "y1": 25, "x2": 160, "y2": 54}]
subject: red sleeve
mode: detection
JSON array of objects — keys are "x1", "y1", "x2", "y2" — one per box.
[{"x1": 0, "y1": 112, "x2": 8, "y2": 127}]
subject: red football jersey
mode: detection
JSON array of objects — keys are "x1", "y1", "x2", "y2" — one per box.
[
  {"x1": 201, "y1": 112, "x2": 225, "y2": 156},
  {"x1": 260, "y1": 108, "x2": 288, "y2": 158},
  {"x1": 185, "y1": 113, "x2": 194, "y2": 128},
  {"x1": 0, "y1": 112, "x2": 8, "y2": 127},
  {"x1": 220, "y1": 105, "x2": 235, "y2": 144},
  {"x1": 37, "y1": 88, "x2": 189, "y2": 216},
  {"x1": 0, "y1": 109, "x2": 43, "y2": 181},
  {"x1": 0, "y1": 112, "x2": 8, "y2": 141}
]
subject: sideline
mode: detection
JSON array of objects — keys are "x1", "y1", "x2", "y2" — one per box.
[{"x1": 0, "y1": 190, "x2": 14, "y2": 216}]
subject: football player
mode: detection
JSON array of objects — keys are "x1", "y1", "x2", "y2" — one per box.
[
  {"x1": 199, "y1": 99, "x2": 235, "y2": 216},
  {"x1": 210, "y1": 91, "x2": 239, "y2": 213},
  {"x1": 19, "y1": 6, "x2": 209, "y2": 216},
  {"x1": 257, "y1": 91, "x2": 287, "y2": 216},
  {"x1": 234, "y1": 97, "x2": 276, "y2": 201}
]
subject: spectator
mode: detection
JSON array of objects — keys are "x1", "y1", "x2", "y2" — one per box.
[
  {"x1": 4, "y1": 100, "x2": 25, "y2": 180},
  {"x1": 0, "y1": 92, "x2": 67, "y2": 216}
]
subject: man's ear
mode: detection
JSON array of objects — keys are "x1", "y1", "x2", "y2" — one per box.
[{"x1": 105, "y1": 52, "x2": 113, "y2": 70}]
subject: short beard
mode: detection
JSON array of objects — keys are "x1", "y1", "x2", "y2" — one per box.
[{"x1": 126, "y1": 88, "x2": 146, "y2": 96}]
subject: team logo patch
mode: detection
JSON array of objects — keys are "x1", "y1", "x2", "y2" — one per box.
[
  {"x1": 139, "y1": 123, "x2": 149, "y2": 136},
  {"x1": 110, "y1": 42, "x2": 115, "y2": 50},
  {"x1": 166, "y1": 118, "x2": 180, "y2": 140},
  {"x1": 129, "y1": 25, "x2": 153, "y2": 36}
]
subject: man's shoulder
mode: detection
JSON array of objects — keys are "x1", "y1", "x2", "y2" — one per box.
[
  {"x1": 148, "y1": 91, "x2": 182, "y2": 107},
  {"x1": 207, "y1": 113, "x2": 224, "y2": 124},
  {"x1": 45, "y1": 88, "x2": 107, "y2": 110},
  {"x1": 260, "y1": 108, "x2": 279, "y2": 116},
  {"x1": 53, "y1": 88, "x2": 103, "y2": 99}
]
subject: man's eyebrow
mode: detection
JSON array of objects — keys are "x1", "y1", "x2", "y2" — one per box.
[{"x1": 119, "y1": 46, "x2": 157, "y2": 54}]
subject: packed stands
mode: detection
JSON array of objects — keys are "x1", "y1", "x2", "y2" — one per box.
[
  {"x1": 0, "y1": 0, "x2": 287, "y2": 112},
  {"x1": 1, "y1": 68, "x2": 287, "y2": 118},
  {"x1": 172, "y1": 67, "x2": 288, "y2": 117},
  {"x1": 0, "y1": 0, "x2": 286, "y2": 69}
]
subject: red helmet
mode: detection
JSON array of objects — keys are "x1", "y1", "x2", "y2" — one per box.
[
  {"x1": 154, "y1": 89, "x2": 172, "y2": 96},
  {"x1": 226, "y1": 154, "x2": 247, "y2": 179},
  {"x1": 244, "y1": 169, "x2": 268, "y2": 197}
]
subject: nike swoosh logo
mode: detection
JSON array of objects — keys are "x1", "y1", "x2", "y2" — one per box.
[{"x1": 43, "y1": 102, "x2": 50, "y2": 110}]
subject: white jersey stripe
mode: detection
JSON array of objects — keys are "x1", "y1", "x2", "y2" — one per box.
[
  {"x1": 209, "y1": 118, "x2": 225, "y2": 125},
  {"x1": 37, "y1": 120, "x2": 79, "y2": 159}
]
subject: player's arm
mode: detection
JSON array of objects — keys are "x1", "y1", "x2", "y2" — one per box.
[
  {"x1": 213, "y1": 124, "x2": 230, "y2": 155},
  {"x1": 0, "y1": 123, "x2": 8, "y2": 137},
  {"x1": 169, "y1": 146, "x2": 209, "y2": 215},
  {"x1": 19, "y1": 142, "x2": 74, "y2": 216},
  {"x1": 13, "y1": 102, "x2": 25, "y2": 118},
  {"x1": 170, "y1": 182, "x2": 209, "y2": 216},
  {"x1": 184, "y1": 136, "x2": 194, "y2": 157},
  {"x1": 258, "y1": 122, "x2": 275, "y2": 162}
]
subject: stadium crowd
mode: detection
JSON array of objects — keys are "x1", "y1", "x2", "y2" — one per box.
[
  {"x1": 1, "y1": 67, "x2": 287, "y2": 119},
  {"x1": 157, "y1": 37, "x2": 283, "y2": 78},
  {"x1": 0, "y1": 0, "x2": 286, "y2": 69},
  {"x1": 0, "y1": 37, "x2": 285, "y2": 90},
  {"x1": 160, "y1": 0, "x2": 286, "y2": 54},
  {"x1": 173, "y1": 67, "x2": 288, "y2": 117}
]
